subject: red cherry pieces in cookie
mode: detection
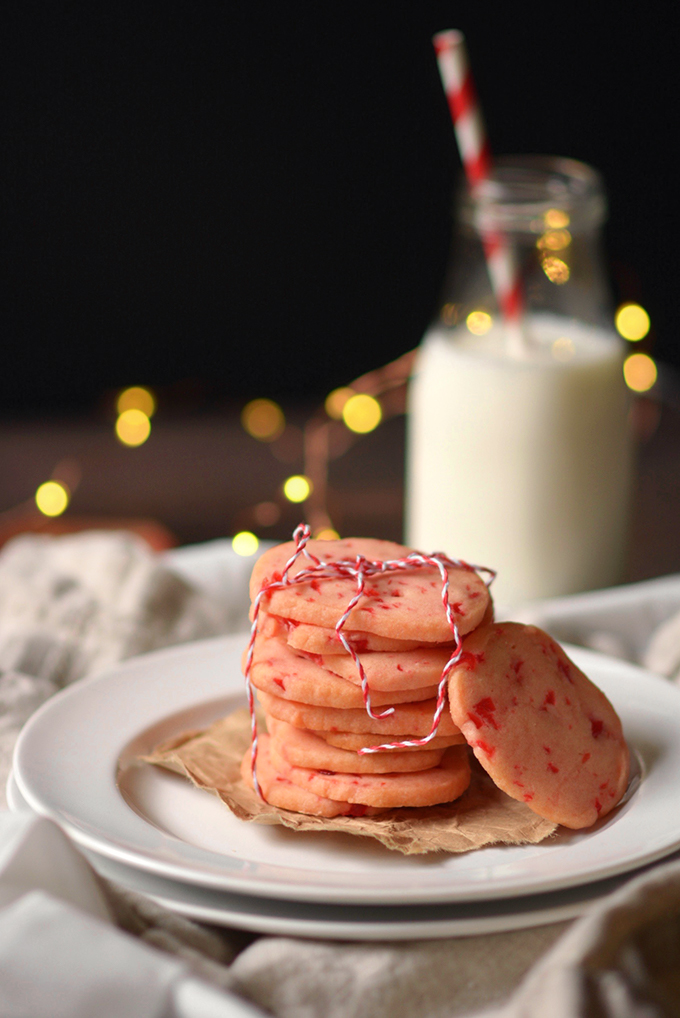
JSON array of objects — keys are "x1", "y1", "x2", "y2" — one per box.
[
  {"x1": 240, "y1": 735, "x2": 386, "y2": 818},
  {"x1": 447, "y1": 623, "x2": 630, "y2": 830},
  {"x1": 278, "y1": 598, "x2": 492, "y2": 656},
  {"x1": 258, "y1": 689, "x2": 463, "y2": 737},
  {"x1": 269, "y1": 739, "x2": 471, "y2": 809},
  {"x1": 268, "y1": 718, "x2": 446, "y2": 773},
  {"x1": 322, "y1": 647, "x2": 452, "y2": 691},
  {"x1": 318, "y1": 729, "x2": 465, "y2": 752},
  {"x1": 250, "y1": 538, "x2": 490, "y2": 643},
  {"x1": 247, "y1": 635, "x2": 437, "y2": 708},
  {"x1": 259, "y1": 613, "x2": 448, "y2": 655}
]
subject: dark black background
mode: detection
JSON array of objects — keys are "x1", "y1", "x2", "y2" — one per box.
[{"x1": 2, "y1": 3, "x2": 676, "y2": 417}]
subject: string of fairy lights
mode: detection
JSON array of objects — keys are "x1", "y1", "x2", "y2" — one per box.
[
  {"x1": 20, "y1": 298, "x2": 657, "y2": 548},
  {"x1": 31, "y1": 386, "x2": 157, "y2": 519},
  {"x1": 230, "y1": 299, "x2": 657, "y2": 556}
]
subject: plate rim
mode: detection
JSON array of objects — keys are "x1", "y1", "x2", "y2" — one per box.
[
  {"x1": 13, "y1": 634, "x2": 680, "y2": 905},
  {"x1": 5, "y1": 771, "x2": 628, "y2": 940}
]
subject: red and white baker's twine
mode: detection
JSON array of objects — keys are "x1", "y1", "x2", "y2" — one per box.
[
  {"x1": 245, "y1": 523, "x2": 495, "y2": 799},
  {"x1": 433, "y1": 29, "x2": 523, "y2": 324}
]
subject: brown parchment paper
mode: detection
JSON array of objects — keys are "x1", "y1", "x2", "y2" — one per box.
[{"x1": 142, "y1": 708, "x2": 556, "y2": 855}]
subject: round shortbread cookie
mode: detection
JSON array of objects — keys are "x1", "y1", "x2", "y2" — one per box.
[
  {"x1": 317, "y1": 729, "x2": 466, "y2": 752},
  {"x1": 250, "y1": 538, "x2": 490, "y2": 643},
  {"x1": 269, "y1": 739, "x2": 471, "y2": 808},
  {"x1": 240, "y1": 735, "x2": 385, "y2": 818},
  {"x1": 258, "y1": 689, "x2": 462, "y2": 737},
  {"x1": 290, "y1": 625, "x2": 449, "y2": 655},
  {"x1": 448, "y1": 623, "x2": 630, "y2": 830},
  {"x1": 283, "y1": 597, "x2": 493, "y2": 655},
  {"x1": 259, "y1": 613, "x2": 444, "y2": 655},
  {"x1": 247, "y1": 635, "x2": 438, "y2": 708},
  {"x1": 268, "y1": 718, "x2": 446, "y2": 773},
  {"x1": 322, "y1": 647, "x2": 452, "y2": 691}
]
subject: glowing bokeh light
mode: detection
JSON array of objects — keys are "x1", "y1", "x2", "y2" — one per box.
[
  {"x1": 466, "y1": 311, "x2": 493, "y2": 335},
  {"x1": 624, "y1": 353, "x2": 657, "y2": 392},
  {"x1": 341, "y1": 393, "x2": 382, "y2": 434},
  {"x1": 254, "y1": 501, "x2": 281, "y2": 526},
  {"x1": 314, "y1": 528, "x2": 340, "y2": 540},
  {"x1": 115, "y1": 409, "x2": 151, "y2": 446},
  {"x1": 544, "y1": 208, "x2": 570, "y2": 229},
  {"x1": 615, "y1": 303, "x2": 651, "y2": 342},
  {"x1": 325, "y1": 387, "x2": 354, "y2": 420},
  {"x1": 117, "y1": 386, "x2": 156, "y2": 418},
  {"x1": 541, "y1": 257, "x2": 570, "y2": 285},
  {"x1": 283, "y1": 475, "x2": 312, "y2": 502},
  {"x1": 537, "y1": 229, "x2": 571, "y2": 252},
  {"x1": 552, "y1": 337, "x2": 575, "y2": 362},
  {"x1": 35, "y1": 481, "x2": 69, "y2": 517},
  {"x1": 232, "y1": 532, "x2": 260, "y2": 556},
  {"x1": 241, "y1": 399, "x2": 285, "y2": 441}
]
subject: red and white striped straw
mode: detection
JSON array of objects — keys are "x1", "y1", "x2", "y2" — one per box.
[{"x1": 433, "y1": 30, "x2": 524, "y2": 331}]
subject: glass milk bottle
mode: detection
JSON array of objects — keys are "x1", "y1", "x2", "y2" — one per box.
[{"x1": 406, "y1": 156, "x2": 633, "y2": 606}]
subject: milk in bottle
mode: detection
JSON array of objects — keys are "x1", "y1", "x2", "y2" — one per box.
[{"x1": 405, "y1": 157, "x2": 633, "y2": 605}]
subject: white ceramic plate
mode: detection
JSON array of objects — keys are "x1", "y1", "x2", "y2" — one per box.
[
  {"x1": 6, "y1": 771, "x2": 649, "y2": 940},
  {"x1": 12, "y1": 635, "x2": 680, "y2": 906}
]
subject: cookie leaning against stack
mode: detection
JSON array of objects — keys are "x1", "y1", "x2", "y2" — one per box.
[{"x1": 240, "y1": 537, "x2": 489, "y2": 817}]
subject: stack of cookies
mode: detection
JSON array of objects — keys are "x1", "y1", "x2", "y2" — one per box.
[
  {"x1": 240, "y1": 537, "x2": 491, "y2": 818},
  {"x1": 241, "y1": 535, "x2": 631, "y2": 831}
]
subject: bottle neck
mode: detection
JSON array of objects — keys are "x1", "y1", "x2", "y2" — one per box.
[{"x1": 457, "y1": 155, "x2": 607, "y2": 236}]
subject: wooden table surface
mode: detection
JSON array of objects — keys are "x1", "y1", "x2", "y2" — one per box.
[{"x1": 1, "y1": 398, "x2": 679, "y2": 587}]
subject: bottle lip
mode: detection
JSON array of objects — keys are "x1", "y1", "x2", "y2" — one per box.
[{"x1": 458, "y1": 155, "x2": 607, "y2": 233}]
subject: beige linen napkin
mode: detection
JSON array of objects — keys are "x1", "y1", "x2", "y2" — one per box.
[
  {"x1": 493, "y1": 856, "x2": 680, "y2": 1017},
  {"x1": 0, "y1": 813, "x2": 259, "y2": 1017},
  {"x1": 0, "y1": 531, "x2": 229, "y2": 804},
  {"x1": 225, "y1": 924, "x2": 569, "y2": 1018},
  {"x1": 118, "y1": 855, "x2": 680, "y2": 1018},
  {"x1": 0, "y1": 531, "x2": 225, "y2": 686},
  {"x1": 106, "y1": 855, "x2": 680, "y2": 1017}
]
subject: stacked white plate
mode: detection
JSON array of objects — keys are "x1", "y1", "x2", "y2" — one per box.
[{"x1": 11, "y1": 635, "x2": 680, "y2": 940}]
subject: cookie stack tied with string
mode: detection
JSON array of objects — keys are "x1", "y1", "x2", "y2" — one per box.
[{"x1": 241, "y1": 525, "x2": 495, "y2": 818}]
